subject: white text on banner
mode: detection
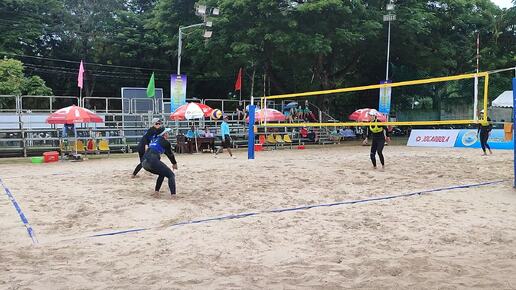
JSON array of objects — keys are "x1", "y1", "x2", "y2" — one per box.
[{"x1": 407, "y1": 129, "x2": 460, "y2": 148}]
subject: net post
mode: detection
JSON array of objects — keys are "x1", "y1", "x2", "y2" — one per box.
[
  {"x1": 483, "y1": 74, "x2": 489, "y2": 122},
  {"x1": 473, "y1": 75, "x2": 478, "y2": 120},
  {"x1": 512, "y1": 78, "x2": 516, "y2": 187},
  {"x1": 248, "y1": 105, "x2": 256, "y2": 160},
  {"x1": 263, "y1": 98, "x2": 267, "y2": 134}
]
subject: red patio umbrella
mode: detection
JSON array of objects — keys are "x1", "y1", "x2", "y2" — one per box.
[
  {"x1": 46, "y1": 105, "x2": 103, "y2": 156},
  {"x1": 170, "y1": 102, "x2": 214, "y2": 153},
  {"x1": 46, "y1": 105, "x2": 103, "y2": 124},
  {"x1": 170, "y1": 102, "x2": 213, "y2": 121},
  {"x1": 246, "y1": 108, "x2": 286, "y2": 123},
  {"x1": 348, "y1": 108, "x2": 387, "y2": 122}
]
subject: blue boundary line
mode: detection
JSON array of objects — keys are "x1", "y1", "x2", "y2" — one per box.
[
  {"x1": 87, "y1": 179, "x2": 507, "y2": 240},
  {"x1": 0, "y1": 177, "x2": 38, "y2": 244},
  {"x1": 91, "y1": 228, "x2": 148, "y2": 237}
]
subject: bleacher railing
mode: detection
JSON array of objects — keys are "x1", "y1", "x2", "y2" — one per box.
[{"x1": 0, "y1": 95, "x2": 339, "y2": 157}]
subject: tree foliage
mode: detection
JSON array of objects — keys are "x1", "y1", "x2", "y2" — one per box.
[
  {"x1": 0, "y1": 58, "x2": 52, "y2": 95},
  {"x1": 0, "y1": 58, "x2": 53, "y2": 108}
]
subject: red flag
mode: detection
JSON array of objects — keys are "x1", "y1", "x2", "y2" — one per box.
[{"x1": 234, "y1": 68, "x2": 242, "y2": 91}]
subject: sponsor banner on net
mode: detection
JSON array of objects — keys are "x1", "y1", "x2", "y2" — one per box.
[
  {"x1": 454, "y1": 129, "x2": 513, "y2": 150},
  {"x1": 407, "y1": 130, "x2": 460, "y2": 148}
]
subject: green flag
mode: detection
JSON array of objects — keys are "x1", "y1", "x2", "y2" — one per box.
[{"x1": 146, "y1": 72, "x2": 155, "y2": 98}]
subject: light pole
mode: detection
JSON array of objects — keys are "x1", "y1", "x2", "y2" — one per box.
[
  {"x1": 383, "y1": 1, "x2": 396, "y2": 81},
  {"x1": 177, "y1": 23, "x2": 204, "y2": 75},
  {"x1": 177, "y1": 4, "x2": 219, "y2": 75}
]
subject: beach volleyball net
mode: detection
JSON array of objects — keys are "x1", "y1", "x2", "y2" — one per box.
[{"x1": 260, "y1": 72, "x2": 490, "y2": 128}]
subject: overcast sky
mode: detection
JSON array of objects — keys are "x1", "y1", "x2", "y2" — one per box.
[{"x1": 491, "y1": 0, "x2": 514, "y2": 8}]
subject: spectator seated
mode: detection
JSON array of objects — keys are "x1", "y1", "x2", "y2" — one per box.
[
  {"x1": 339, "y1": 128, "x2": 356, "y2": 140},
  {"x1": 185, "y1": 130, "x2": 194, "y2": 139},
  {"x1": 299, "y1": 127, "x2": 308, "y2": 138},
  {"x1": 185, "y1": 128, "x2": 202, "y2": 139},
  {"x1": 202, "y1": 127, "x2": 214, "y2": 138},
  {"x1": 175, "y1": 134, "x2": 190, "y2": 153},
  {"x1": 329, "y1": 129, "x2": 341, "y2": 142}
]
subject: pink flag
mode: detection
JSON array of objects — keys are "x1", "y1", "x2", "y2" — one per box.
[{"x1": 78, "y1": 60, "x2": 85, "y2": 89}]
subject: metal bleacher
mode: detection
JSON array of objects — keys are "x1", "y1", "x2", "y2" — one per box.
[{"x1": 0, "y1": 95, "x2": 341, "y2": 157}]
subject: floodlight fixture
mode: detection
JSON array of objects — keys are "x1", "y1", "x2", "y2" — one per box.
[
  {"x1": 203, "y1": 30, "x2": 213, "y2": 38},
  {"x1": 383, "y1": 14, "x2": 396, "y2": 21},
  {"x1": 178, "y1": 4, "x2": 220, "y2": 74},
  {"x1": 383, "y1": 1, "x2": 396, "y2": 81},
  {"x1": 196, "y1": 4, "x2": 207, "y2": 15}
]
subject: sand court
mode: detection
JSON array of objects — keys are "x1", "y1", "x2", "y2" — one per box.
[{"x1": 1, "y1": 146, "x2": 515, "y2": 289}]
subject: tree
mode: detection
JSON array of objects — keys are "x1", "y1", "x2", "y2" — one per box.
[
  {"x1": 0, "y1": 58, "x2": 25, "y2": 96},
  {"x1": 0, "y1": 0, "x2": 64, "y2": 55},
  {"x1": 0, "y1": 58, "x2": 53, "y2": 108},
  {"x1": 23, "y1": 76, "x2": 53, "y2": 95}
]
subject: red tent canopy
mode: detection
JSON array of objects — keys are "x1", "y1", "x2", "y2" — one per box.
[{"x1": 46, "y1": 105, "x2": 103, "y2": 124}]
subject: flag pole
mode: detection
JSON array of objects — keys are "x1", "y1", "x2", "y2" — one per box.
[
  {"x1": 194, "y1": 121, "x2": 199, "y2": 153},
  {"x1": 78, "y1": 60, "x2": 85, "y2": 108},
  {"x1": 235, "y1": 68, "x2": 242, "y2": 101}
]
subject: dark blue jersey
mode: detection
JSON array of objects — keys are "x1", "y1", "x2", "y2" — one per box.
[
  {"x1": 138, "y1": 127, "x2": 164, "y2": 150},
  {"x1": 145, "y1": 136, "x2": 177, "y2": 165}
]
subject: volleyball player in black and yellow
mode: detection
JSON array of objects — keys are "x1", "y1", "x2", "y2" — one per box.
[
  {"x1": 478, "y1": 110, "x2": 493, "y2": 155},
  {"x1": 368, "y1": 111, "x2": 390, "y2": 170}
]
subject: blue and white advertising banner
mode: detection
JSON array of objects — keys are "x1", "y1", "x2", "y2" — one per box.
[
  {"x1": 170, "y1": 74, "x2": 187, "y2": 113},
  {"x1": 455, "y1": 129, "x2": 513, "y2": 150},
  {"x1": 378, "y1": 80, "x2": 392, "y2": 115}
]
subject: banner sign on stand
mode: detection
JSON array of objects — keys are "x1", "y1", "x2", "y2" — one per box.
[
  {"x1": 170, "y1": 74, "x2": 187, "y2": 113},
  {"x1": 454, "y1": 129, "x2": 514, "y2": 150},
  {"x1": 378, "y1": 80, "x2": 392, "y2": 115},
  {"x1": 407, "y1": 130, "x2": 460, "y2": 148},
  {"x1": 407, "y1": 129, "x2": 514, "y2": 150}
]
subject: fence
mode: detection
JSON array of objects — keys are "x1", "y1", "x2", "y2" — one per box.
[{"x1": 0, "y1": 95, "x2": 339, "y2": 157}]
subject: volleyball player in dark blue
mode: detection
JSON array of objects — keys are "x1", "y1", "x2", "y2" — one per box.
[
  {"x1": 132, "y1": 118, "x2": 164, "y2": 178},
  {"x1": 142, "y1": 128, "x2": 178, "y2": 197}
]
